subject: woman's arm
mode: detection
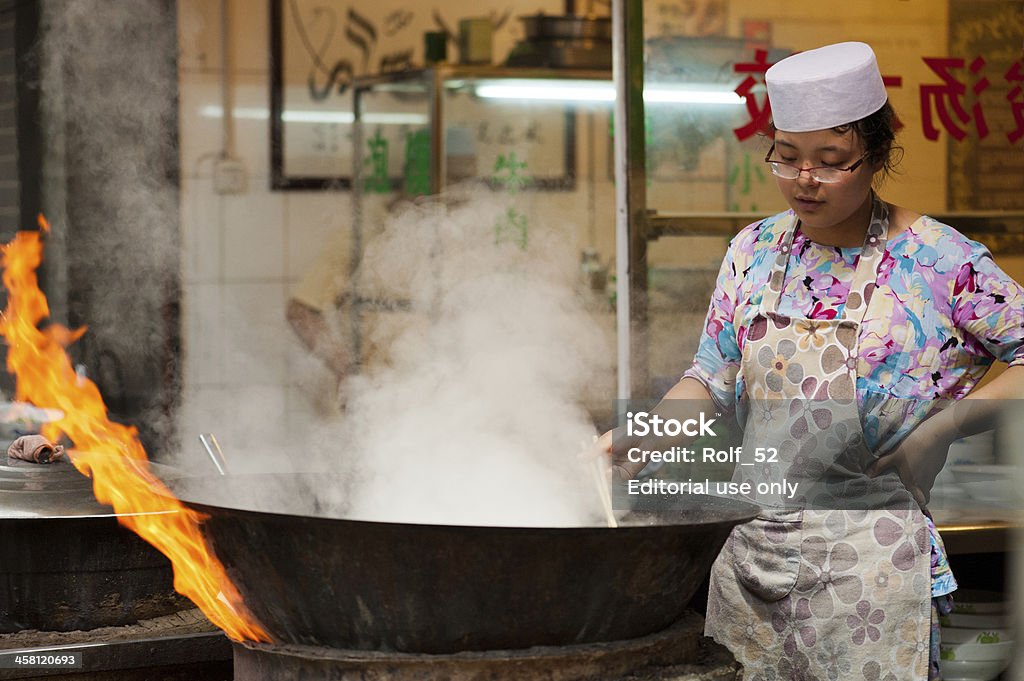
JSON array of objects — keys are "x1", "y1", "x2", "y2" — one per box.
[
  {"x1": 286, "y1": 298, "x2": 352, "y2": 378},
  {"x1": 868, "y1": 365, "x2": 1024, "y2": 504},
  {"x1": 594, "y1": 377, "x2": 716, "y2": 481},
  {"x1": 919, "y1": 365, "x2": 1024, "y2": 442},
  {"x1": 869, "y1": 233, "x2": 1024, "y2": 503},
  {"x1": 591, "y1": 223, "x2": 762, "y2": 481}
]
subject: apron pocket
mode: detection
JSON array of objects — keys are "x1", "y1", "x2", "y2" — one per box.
[{"x1": 731, "y1": 509, "x2": 803, "y2": 601}]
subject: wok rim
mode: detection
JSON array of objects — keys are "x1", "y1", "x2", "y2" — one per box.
[{"x1": 168, "y1": 471, "x2": 760, "y2": 533}]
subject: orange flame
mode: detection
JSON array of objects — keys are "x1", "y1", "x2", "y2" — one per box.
[{"x1": 0, "y1": 216, "x2": 268, "y2": 643}]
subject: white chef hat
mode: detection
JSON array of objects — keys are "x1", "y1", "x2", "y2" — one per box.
[{"x1": 765, "y1": 42, "x2": 887, "y2": 133}]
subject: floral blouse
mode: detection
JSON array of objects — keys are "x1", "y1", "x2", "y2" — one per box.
[
  {"x1": 683, "y1": 210, "x2": 1024, "y2": 597},
  {"x1": 684, "y1": 209, "x2": 1024, "y2": 455}
]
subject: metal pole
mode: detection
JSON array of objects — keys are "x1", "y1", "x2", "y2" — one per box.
[
  {"x1": 612, "y1": 0, "x2": 648, "y2": 402},
  {"x1": 429, "y1": 68, "x2": 445, "y2": 194},
  {"x1": 351, "y1": 85, "x2": 365, "y2": 366}
]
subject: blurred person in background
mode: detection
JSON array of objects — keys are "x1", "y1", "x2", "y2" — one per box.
[{"x1": 287, "y1": 233, "x2": 352, "y2": 413}]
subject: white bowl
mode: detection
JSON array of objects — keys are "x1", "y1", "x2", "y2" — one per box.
[
  {"x1": 949, "y1": 465, "x2": 1020, "y2": 506},
  {"x1": 942, "y1": 626, "x2": 1014, "y2": 645},
  {"x1": 929, "y1": 480, "x2": 971, "y2": 507},
  {"x1": 952, "y1": 589, "x2": 1010, "y2": 615},
  {"x1": 940, "y1": 640, "x2": 1014, "y2": 662},
  {"x1": 940, "y1": 612, "x2": 1011, "y2": 629},
  {"x1": 940, "y1": 657, "x2": 1010, "y2": 681},
  {"x1": 946, "y1": 432, "x2": 996, "y2": 466}
]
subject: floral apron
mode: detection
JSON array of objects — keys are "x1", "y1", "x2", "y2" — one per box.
[{"x1": 705, "y1": 196, "x2": 932, "y2": 681}]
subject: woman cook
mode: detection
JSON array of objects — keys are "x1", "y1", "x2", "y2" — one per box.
[{"x1": 599, "y1": 41, "x2": 1024, "y2": 680}]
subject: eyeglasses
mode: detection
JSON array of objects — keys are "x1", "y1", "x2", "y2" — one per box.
[{"x1": 763, "y1": 144, "x2": 867, "y2": 183}]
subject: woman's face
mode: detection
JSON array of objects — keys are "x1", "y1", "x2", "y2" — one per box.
[{"x1": 771, "y1": 128, "x2": 880, "y2": 232}]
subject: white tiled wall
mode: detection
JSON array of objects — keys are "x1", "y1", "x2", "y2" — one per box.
[{"x1": 177, "y1": 0, "x2": 318, "y2": 463}]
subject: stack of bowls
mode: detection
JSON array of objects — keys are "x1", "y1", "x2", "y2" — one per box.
[
  {"x1": 931, "y1": 432, "x2": 995, "y2": 507},
  {"x1": 939, "y1": 590, "x2": 1015, "y2": 681},
  {"x1": 949, "y1": 464, "x2": 1021, "y2": 507}
]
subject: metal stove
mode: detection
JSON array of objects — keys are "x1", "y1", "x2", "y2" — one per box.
[
  {"x1": 0, "y1": 609, "x2": 230, "y2": 680},
  {"x1": 0, "y1": 459, "x2": 230, "y2": 680},
  {"x1": 230, "y1": 612, "x2": 738, "y2": 681}
]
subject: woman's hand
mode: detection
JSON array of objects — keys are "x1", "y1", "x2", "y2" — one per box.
[
  {"x1": 866, "y1": 417, "x2": 953, "y2": 507},
  {"x1": 588, "y1": 427, "x2": 647, "y2": 482},
  {"x1": 584, "y1": 378, "x2": 718, "y2": 483}
]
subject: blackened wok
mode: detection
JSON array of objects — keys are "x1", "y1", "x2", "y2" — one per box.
[{"x1": 171, "y1": 472, "x2": 757, "y2": 653}]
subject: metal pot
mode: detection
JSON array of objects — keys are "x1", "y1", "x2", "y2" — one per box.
[
  {"x1": 518, "y1": 14, "x2": 612, "y2": 42},
  {"x1": 170, "y1": 472, "x2": 757, "y2": 653}
]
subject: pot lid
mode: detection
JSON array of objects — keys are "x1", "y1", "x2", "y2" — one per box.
[{"x1": 0, "y1": 457, "x2": 181, "y2": 520}]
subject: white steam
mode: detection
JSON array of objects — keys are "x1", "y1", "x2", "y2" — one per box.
[{"x1": 334, "y1": 192, "x2": 613, "y2": 527}]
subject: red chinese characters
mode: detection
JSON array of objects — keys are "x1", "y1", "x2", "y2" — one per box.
[
  {"x1": 732, "y1": 49, "x2": 774, "y2": 142},
  {"x1": 730, "y1": 49, "x2": 1019, "y2": 146},
  {"x1": 1006, "y1": 60, "x2": 1024, "y2": 144},
  {"x1": 920, "y1": 56, "x2": 990, "y2": 141}
]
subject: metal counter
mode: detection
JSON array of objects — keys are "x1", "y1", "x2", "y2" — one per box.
[{"x1": 933, "y1": 507, "x2": 1021, "y2": 555}]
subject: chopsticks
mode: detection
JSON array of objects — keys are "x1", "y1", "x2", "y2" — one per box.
[
  {"x1": 198, "y1": 433, "x2": 229, "y2": 476},
  {"x1": 590, "y1": 456, "x2": 618, "y2": 528},
  {"x1": 584, "y1": 437, "x2": 618, "y2": 528}
]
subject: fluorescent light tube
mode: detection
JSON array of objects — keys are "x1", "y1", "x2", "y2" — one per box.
[
  {"x1": 200, "y1": 106, "x2": 428, "y2": 125},
  {"x1": 474, "y1": 80, "x2": 743, "y2": 105}
]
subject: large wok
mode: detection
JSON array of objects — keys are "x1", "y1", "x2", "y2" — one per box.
[{"x1": 172, "y1": 472, "x2": 757, "y2": 653}]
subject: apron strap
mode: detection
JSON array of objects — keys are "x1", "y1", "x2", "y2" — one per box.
[
  {"x1": 761, "y1": 214, "x2": 799, "y2": 314},
  {"x1": 764, "y1": 193, "x2": 890, "y2": 327},
  {"x1": 843, "y1": 194, "x2": 889, "y2": 325}
]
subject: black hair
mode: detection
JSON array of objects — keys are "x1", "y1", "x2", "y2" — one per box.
[{"x1": 831, "y1": 100, "x2": 904, "y2": 182}]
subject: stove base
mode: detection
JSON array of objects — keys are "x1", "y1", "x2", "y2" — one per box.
[
  {"x1": 233, "y1": 612, "x2": 739, "y2": 681},
  {"x1": 0, "y1": 608, "x2": 231, "y2": 680}
]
